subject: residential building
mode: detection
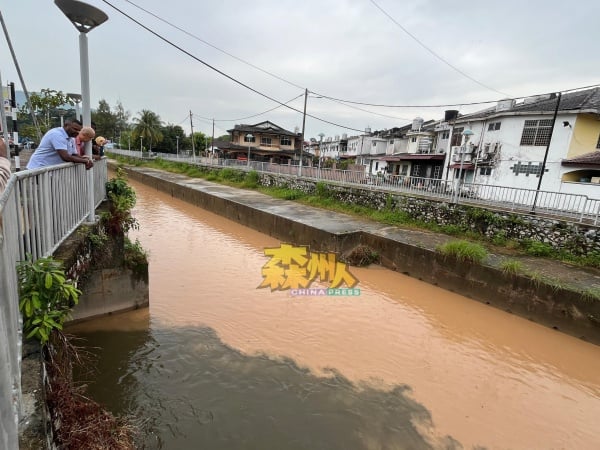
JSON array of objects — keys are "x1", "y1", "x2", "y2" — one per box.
[
  {"x1": 432, "y1": 88, "x2": 600, "y2": 197},
  {"x1": 215, "y1": 121, "x2": 300, "y2": 163}
]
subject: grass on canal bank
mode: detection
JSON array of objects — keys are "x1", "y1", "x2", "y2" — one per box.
[{"x1": 107, "y1": 154, "x2": 600, "y2": 282}]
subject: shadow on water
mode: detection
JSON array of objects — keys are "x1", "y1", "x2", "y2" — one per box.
[{"x1": 72, "y1": 324, "x2": 468, "y2": 450}]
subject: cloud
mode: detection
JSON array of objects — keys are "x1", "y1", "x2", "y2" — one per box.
[{"x1": 2, "y1": 0, "x2": 599, "y2": 140}]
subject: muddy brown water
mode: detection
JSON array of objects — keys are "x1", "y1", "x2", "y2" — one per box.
[{"x1": 68, "y1": 177, "x2": 600, "y2": 449}]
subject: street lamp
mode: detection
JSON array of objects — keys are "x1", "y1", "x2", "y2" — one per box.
[
  {"x1": 66, "y1": 92, "x2": 82, "y2": 121},
  {"x1": 55, "y1": 0, "x2": 108, "y2": 222},
  {"x1": 318, "y1": 133, "x2": 325, "y2": 176},
  {"x1": 246, "y1": 133, "x2": 253, "y2": 168},
  {"x1": 140, "y1": 136, "x2": 143, "y2": 153},
  {"x1": 176, "y1": 135, "x2": 180, "y2": 158},
  {"x1": 454, "y1": 128, "x2": 474, "y2": 202}
]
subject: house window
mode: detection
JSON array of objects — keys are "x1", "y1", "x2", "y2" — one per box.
[
  {"x1": 450, "y1": 127, "x2": 464, "y2": 146},
  {"x1": 261, "y1": 137, "x2": 272, "y2": 146},
  {"x1": 488, "y1": 122, "x2": 501, "y2": 131},
  {"x1": 411, "y1": 137, "x2": 417, "y2": 143},
  {"x1": 520, "y1": 119, "x2": 553, "y2": 146},
  {"x1": 281, "y1": 136, "x2": 291, "y2": 146},
  {"x1": 372, "y1": 141, "x2": 377, "y2": 147},
  {"x1": 389, "y1": 140, "x2": 394, "y2": 144},
  {"x1": 412, "y1": 164, "x2": 421, "y2": 176},
  {"x1": 244, "y1": 135, "x2": 255, "y2": 143},
  {"x1": 480, "y1": 167, "x2": 492, "y2": 176},
  {"x1": 596, "y1": 133, "x2": 600, "y2": 149},
  {"x1": 401, "y1": 165, "x2": 408, "y2": 175},
  {"x1": 441, "y1": 131, "x2": 450, "y2": 139},
  {"x1": 433, "y1": 166, "x2": 442, "y2": 178}
]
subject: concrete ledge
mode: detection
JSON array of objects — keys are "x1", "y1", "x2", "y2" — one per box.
[
  {"x1": 69, "y1": 267, "x2": 149, "y2": 324},
  {"x1": 120, "y1": 164, "x2": 600, "y2": 344}
]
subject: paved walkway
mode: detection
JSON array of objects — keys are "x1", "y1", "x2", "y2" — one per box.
[{"x1": 127, "y1": 165, "x2": 600, "y2": 297}]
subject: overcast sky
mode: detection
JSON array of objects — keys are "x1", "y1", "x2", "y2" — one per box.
[{"x1": 2, "y1": 0, "x2": 599, "y2": 141}]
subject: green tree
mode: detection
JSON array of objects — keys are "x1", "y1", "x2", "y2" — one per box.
[
  {"x1": 114, "y1": 101, "x2": 130, "y2": 136},
  {"x1": 216, "y1": 134, "x2": 230, "y2": 142},
  {"x1": 132, "y1": 109, "x2": 163, "y2": 151},
  {"x1": 191, "y1": 131, "x2": 208, "y2": 155},
  {"x1": 91, "y1": 99, "x2": 118, "y2": 139},
  {"x1": 156, "y1": 124, "x2": 186, "y2": 154},
  {"x1": 23, "y1": 88, "x2": 75, "y2": 133}
]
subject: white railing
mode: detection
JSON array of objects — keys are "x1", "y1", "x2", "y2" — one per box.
[
  {"x1": 0, "y1": 159, "x2": 107, "y2": 449},
  {"x1": 109, "y1": 149, "x2": 600, "y2": 224}
]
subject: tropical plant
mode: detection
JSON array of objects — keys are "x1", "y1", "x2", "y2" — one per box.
[
  {"x1": 18, "y1": 256, "x2": 81, "y2": 344},
  {"x1": 132, "y1": 109, "x2": 163, "y2": 151},
  {"x1": 103, "y1": 168, "x2": 139, "y2": 235}
]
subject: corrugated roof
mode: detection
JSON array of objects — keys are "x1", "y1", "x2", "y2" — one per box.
[
  {"x1": 458, "y1": 87, "x2": 600, "y2": 122},
  {"x1": 562, "y1": 150, "x2": 600, "y2": 166}
]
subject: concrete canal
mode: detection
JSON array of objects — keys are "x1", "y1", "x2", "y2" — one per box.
[{"x1": 68, "y1": 177, "x2": 600, "y2": 449}]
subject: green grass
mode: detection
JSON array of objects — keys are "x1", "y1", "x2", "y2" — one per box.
[
  {"x1": 500, "y1": 259, "x2": 524, "y2": 275},
  {"x1": 436, "y1": 240, "x2": 488, "y2": 263}
]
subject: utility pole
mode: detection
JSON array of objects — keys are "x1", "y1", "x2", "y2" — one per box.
[
  {"x1": 532, "y1": 91, "x2": 561, "y2": 213},
  {"x1": 298, "y1": 88, "x2": 308, "y2": 176},
  {"x1": 190, "y1": 110, "x2": 195, "y2": 161},
  {"x1": 211, "y1": 118, "x2": 215, "y2": 158},
  {"x1": 9, "y1": 82, "x2": 20, "y2": 170}
]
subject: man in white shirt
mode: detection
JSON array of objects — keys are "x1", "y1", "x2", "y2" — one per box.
[{"x1": 26, "y1": 120, "x2": 93, "y2": 170}]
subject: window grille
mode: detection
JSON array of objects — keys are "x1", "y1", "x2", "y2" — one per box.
[{"x1": 520, "y1": 119, "x2": 553, "y2": 146}]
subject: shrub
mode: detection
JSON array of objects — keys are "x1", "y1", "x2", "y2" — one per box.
[
  {"x1": 18, "y1": 256, "x2": 81, "y2": 344},
  {"x1": 522, "y1": 240, "x2": 554, "y2": 257}
]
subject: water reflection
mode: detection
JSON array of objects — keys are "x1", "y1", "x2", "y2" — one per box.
[{"x1": 74, "y1": 322, "x2": 461, "y2": 450}]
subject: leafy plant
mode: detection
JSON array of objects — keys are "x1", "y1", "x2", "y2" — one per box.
[
  {"x1": 18, "y1": 256, "x2": 81, "y2": 344},
  {"x1": 103, "y1": 168, "x2": 139, "y2": 235},
  {"x1": 437, "y1": 240, "x2": 488, "y2": 263},
  {"x1": 522, "y1": 240, "x2": 554, "y2": 257}
]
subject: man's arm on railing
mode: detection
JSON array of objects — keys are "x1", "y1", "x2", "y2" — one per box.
[{"x1": 57, "y1": 149, "x2": 93, "y2": 170}]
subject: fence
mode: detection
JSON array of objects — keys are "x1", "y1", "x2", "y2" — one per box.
[
  {"x1": 0, "y1": 159, "x2": 107, "y2": 449},
  {"x1": 111, "y1": 149, "x2": 600, "y2": 224}
]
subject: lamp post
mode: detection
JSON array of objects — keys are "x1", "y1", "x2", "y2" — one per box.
[
  {"x1": 58, "y1": 109, "x2": 67, "y2": 127},
  {"x1": 318, "y1": 133, "x2": 325, "y2": 178},
  {"x1": 140, "y1": 136, "x2": 143, "y2": 153},
  {"x1": 55, "y1": 0, "x2": 108, "y2": 222},
  {"x1": 176, "y1": 135, "x2": 180, "y2": 159},
  {"x1": 454, "y1": 128, "x2": 474, "y2": 203},
  {"x1": 246, "y1": 133, "x2": 253, "y2": 168}
]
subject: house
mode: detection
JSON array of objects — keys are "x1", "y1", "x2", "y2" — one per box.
[
  {"x1": 432, "y1": 88, "x2": 600, "y2": 197},
  {"x1": 217, "y1": 121, "x2": 301, "y2": 163}
]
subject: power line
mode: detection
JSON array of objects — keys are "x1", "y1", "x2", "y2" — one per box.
[
  {"x1": 114, "y1": 1, "x2": 600, "y2": 114},
  {"x1": 368, "y1": 0, "x2": 510, "y2": 97},
  {"x1": 122, "y1": 0, "x2": 305, "y2": 91},
  {"x1": 195, "y1": 94, "x2": 304, "y2": 123},
  {"x1": 100, "y1": 0, "x2": 367, "y2": 133}
]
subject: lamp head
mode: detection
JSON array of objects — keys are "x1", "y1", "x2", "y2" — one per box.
[
  {"x1": 55, "y1": 0, "x2": 108, "y2": 33},
  {"x1": 246, "y1": 133, "x2": 254, "y2": 139},
  {"x1": 462, "y1": 129, "x2": 474, "y2": 137}
]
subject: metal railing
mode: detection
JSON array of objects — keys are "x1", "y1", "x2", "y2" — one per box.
[
  {"x1": 0, "y1": 159, "x2": 107, "y2": 449},
  {"x1": 110, "y1": 149, "x2": 600, "y2": 224}
]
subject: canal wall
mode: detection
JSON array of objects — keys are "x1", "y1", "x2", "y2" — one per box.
[
  {"x1": 121, "y1": 165, "x2": 600, "y2": 345},
  {"x1": 53, "y1": 217, "x2": 149, "y2": 324}
]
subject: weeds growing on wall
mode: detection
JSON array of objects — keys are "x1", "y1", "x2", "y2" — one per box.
[
  {"x1": 436, "y1": 240, "x2": 488, "y2": 263},
  {"x1": 18, "y1": 256, "x2": 81, "y2": 344}
]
